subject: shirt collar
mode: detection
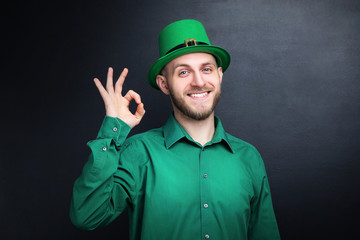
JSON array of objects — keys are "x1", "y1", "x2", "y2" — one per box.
[{"x1": 163, "y1": 114, "x2": 234, "y2": 153}]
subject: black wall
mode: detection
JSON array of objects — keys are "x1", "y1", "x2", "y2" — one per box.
[{"x1": 2, "y1": 0, "x2": 360, "y2": 239}]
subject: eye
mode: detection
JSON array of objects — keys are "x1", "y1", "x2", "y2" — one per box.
[
  {"x1": 179, "y1": 70, "x2": 189, "y2": 76},
  {"x1": 203, "y1": 67, "x2": 212, "y2": 73}
]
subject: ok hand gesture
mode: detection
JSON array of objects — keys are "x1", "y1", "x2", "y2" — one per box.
[{"x1": 93, "y1": 67, "x2": 145, "y2": 128}]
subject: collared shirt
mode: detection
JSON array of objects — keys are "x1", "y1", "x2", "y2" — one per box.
[{"x1": 70, "y1": 114, "x2": 280, "y2": 240}]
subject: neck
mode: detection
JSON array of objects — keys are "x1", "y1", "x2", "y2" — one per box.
[{"x1": 173, "y1": 110, "x2": 215, "y2": 146}]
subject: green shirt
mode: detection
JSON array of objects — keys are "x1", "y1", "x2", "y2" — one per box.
[{"x1": 70, "y1": 114, "x2": 280, "y2": 240}]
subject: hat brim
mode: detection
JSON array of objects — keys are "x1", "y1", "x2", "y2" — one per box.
[{"x1": 147, "y1": 45, "x2": 230, "y2": 90}]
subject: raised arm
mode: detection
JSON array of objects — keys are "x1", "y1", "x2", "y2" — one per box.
[{"x1": 70, "y1": 67, "x2": 145, "y2": 230}]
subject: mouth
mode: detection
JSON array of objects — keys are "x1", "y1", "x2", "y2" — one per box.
[{"x1": 187, "y1": 91, "x2": 211, "y2": 98}]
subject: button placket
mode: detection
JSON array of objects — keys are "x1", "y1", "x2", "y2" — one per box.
[{"x1": 199, "y1": 147, "x2": 210, "y2": 240}]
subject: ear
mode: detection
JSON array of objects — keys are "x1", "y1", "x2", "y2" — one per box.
[
  {"x1": 218, "y1": 67, "x2": 223, "y2": 84},
  {"x1": 156, "y1": 75, "x2": 170, "y2": 95}
]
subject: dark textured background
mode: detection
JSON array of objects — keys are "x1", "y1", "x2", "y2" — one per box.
[{"x1": 2, "y1": 0, "x2": 360, "y2": 239}]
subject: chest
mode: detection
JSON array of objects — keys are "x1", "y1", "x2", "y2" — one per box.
[{"x1": 141, "y1": 143, "x2": 255, "y2": 213}]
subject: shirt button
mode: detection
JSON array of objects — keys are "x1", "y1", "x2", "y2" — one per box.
[
  {"x1": 203, "y1": 173, "x2": 208, "y2": 178},
  {"x1": 113, "y1": 127, "x2": 118, "y2": 132},
  {"x1": 102, "y1": 147, "x2": 107, "y2": 151},
  {"x1": 204, "y1": 203, "x2": 208, "y2": 208},
  {"x1": 205, "y1": 234, "x2": 210, "y2": 239}
]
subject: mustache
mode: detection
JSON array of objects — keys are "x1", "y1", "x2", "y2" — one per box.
[{"x1": 185, "y1": 87, "x2": 213, "y2": 93}]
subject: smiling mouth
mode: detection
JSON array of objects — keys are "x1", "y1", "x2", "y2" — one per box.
[{"x1": 188, "y1": 91, "x2": 210, "y2": 98}]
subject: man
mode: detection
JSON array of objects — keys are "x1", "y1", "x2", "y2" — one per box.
[{"x1": 70, "y1": 19, "x2": 280, "y2": 240}]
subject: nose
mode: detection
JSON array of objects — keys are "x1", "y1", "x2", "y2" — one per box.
[{"x1": 190, "y1": 71, "x2": 205, "y2": 88}]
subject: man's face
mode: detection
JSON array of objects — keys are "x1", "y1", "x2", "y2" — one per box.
[{"x1": 159, "y1": 52, "x2": 223, "y2": 121}]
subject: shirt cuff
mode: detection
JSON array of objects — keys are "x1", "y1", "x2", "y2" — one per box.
[{"x1": 96, "y1": 116, "x2": 132, "y2": 147}]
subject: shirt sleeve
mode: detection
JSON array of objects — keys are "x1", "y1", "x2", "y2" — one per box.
[
  {"x1": 69, "y1": 116, "x2": 134, "y2": 230},
  {"x1": 248, "y1": 149, "x2": 281, "y2": 240}
]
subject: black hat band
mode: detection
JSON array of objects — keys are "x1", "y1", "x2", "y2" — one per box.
[{"x1": 166, "y1": 41, "x2": 209, "y2": 55}]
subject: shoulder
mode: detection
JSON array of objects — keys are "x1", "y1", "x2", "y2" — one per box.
[
  {"x1": 121, "y1": 127, "x2": 164, "y2": 150},
  {"x1": 117, "y1": 127, "x2": 165, "y2": 167},
  {"x1": 225, "y1": 133, "x2": 267, "y2": 181},
  {"x1": 225, "y1": 132, "x2": 258, "y2": 151},
  {"x1": 225, "y1": 132, "x2": 262, "y2": 160}
]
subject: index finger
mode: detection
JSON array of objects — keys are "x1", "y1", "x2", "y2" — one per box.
[
  {"x1": 115, "y1": 68, "x2": 129, "y2": 95},
  {"x1": 106, "y1": 67, "x2": 115, "y2": 93}
]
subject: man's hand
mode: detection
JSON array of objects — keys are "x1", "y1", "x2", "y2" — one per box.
[{"x1": 93, "y1": 67, "x2": 145, "y2": 128}]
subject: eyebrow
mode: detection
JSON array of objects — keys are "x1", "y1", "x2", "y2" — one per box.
[
  {"x1": 173, "y1": 61, "x2": 217, "y2": 70},
  {"x1": 173, "y1": 63, "x2": 190, "y2": 70}
]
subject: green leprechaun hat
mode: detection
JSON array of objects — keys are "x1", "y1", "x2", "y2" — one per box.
[{"x1": 147, "y1": 19, "x2": 231, "y2": 90}]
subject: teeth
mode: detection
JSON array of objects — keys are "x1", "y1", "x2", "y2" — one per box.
[{"x1": 190, "y1": 92, "x2": 208, "y2": 98}]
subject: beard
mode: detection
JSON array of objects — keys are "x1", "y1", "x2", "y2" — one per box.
[{"x1": 168, "y1": 87, "x2": 221, "y2": 121}]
